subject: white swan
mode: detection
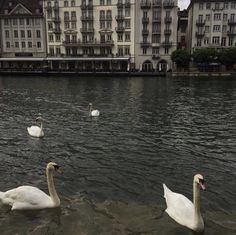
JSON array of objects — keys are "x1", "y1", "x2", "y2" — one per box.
[
  {"x1": 89, "y1": 103, "x2": 100, "y2": 117},
  {"x1": 27, "y1": 116, "x2": 44, "y2": 138},
  {"x1": 163, "y1": 174, "x2": 206, "y2": 232},
  {"x1": 0, "y1": 162, "x2": 61, "y2": 210}
]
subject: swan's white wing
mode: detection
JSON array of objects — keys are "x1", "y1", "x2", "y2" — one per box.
[
  {"x1": 27, "y1": 126, "x2": 44, "y2": 137},
  {"x1": 1, "y1": 186, "x2": 53, "y2": 210},
  {"x1": 163, "y1": 184, "x2": 194, "y2": 228},
  {"x1": 91, "y1": 110, "x2": 100, "y2": 116}
]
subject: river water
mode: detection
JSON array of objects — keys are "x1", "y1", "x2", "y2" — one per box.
[{"x1": 0, "y1": 75, "x2": 235, "y2": 235}]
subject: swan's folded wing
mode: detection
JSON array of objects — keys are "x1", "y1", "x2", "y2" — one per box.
[
  {"x1": 3, "y1": 186, "x2": 52, "y2": 209},
  {"x1": 27, "y1": 126, "x2": 41, "y2": 135},
  {"x1": 165, "y1": 190, "x2": 194, "y2": 227}
]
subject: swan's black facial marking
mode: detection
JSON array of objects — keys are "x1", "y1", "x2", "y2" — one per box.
[
  {"x1": 53, "y1": 164, "x2": 60, "y2": 170},
  {"x1": 199, "y1": 178, "x2": 205, "y2": 184}
]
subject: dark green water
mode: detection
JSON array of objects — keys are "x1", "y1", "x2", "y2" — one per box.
[{"x1": 0, "y1": 75, "x2": 235, "y2": 234}]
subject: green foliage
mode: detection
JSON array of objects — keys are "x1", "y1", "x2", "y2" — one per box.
[
  {"x1": 192, "y1": 48, "x2": 218, "y2": 64},
  {"x1": 171, "y1": 49, "x2": 191, "y2": 68},
  {"x1": 218, "y1": 48, "x2": 236, "y2": 69}
]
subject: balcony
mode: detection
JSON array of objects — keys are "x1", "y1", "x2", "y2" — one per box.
[
  {"x1": 152, "y1": 17, "x2": 161, "y2": 23},
  {"x1": 142, "y1": 29, "x2": 149, "y2": 35},
  {"x1": 80, "y1": 4, "x2": 93, "y2": 10},
  {"x1": 162, "y1": 41, "x2": 172, "y2": 47},
  {"x1": 164, "y1": 29, "x2": 171, "y2": 34},
  {"x1": 125, "y1": 1, "x2": 131, "y2": 8},
  {"x1": 140, "y1": 0, "x2": 151, "y2": 9},
  {"x1": 227, "y1": 30, "x2": 236, "y2": 36},
  {"x1": 152, "y1": 1, "x2": 161, "y2": 8},
  {"x1": 52, "y1": 17, "x2": 60, "y2": 22},
  {"x1": 117, "y1": 2, "x2": 123, "y2": 8},
  {"x1": 53, "y1": 28, "x2": 61, "y2": 34},
  {"x1": 195, "y1": 31, "x2": 205, "y2": 37},
  {"x1": 52, "y1": 5, "x2": 59, "y2": 11},
  {"x1": 163, "y1": 0, "x2": 175, "y2": 8},
  {"x1": 81, "y1": 15, "x2": 94, "y2": 21},
  {"x1": 164, "y1": 17, "x2": 172, "y2": 23},
  {"x1": 228, "y1": 19, "x2": 236, "y2": 25},
  {"x1": 152, "y1": 30, "x2": 161, "y2": 34},
  {"x1": 115, "y1": 27, "x2": 125, "y2": 32},
  {"x1": 115, "y1": 15, "x2": 124, "y2": 21},
  {"x1": 142, "y1": 17, "x2": 149, "y2": 23},
  {"x1": 140, "y1": 41, "x2": 151, "y2": 47},
  {"x1": 80, "y1": 28, "x2": 94, "y2": 33},
  {"x1": 63, "y1": 39, "x2": 114, "y2": 47},
  {"x1": 196, "y1": 19, "x2": 205, "y2": 26},
  {"x1": 152, "y1": 54, "x2": 160, "y2": 59}
]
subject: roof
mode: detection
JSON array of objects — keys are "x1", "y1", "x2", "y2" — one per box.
[{"x1": 0, "y1": 0, "x2": 43, "y2": 15}]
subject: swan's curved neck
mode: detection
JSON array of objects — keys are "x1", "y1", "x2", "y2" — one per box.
[
  {"x1": 40, "y1": 121, "x2": 43, "y2": 130},
  {"x1": 89, "y1": 105, "x2": 92, "y2": 115},
  {"x1": 193, "y1": 181, "x2": 201, "y2": 219},
  {"x1": 46, "y1": 168, "x2": 60, "y2": 206}
]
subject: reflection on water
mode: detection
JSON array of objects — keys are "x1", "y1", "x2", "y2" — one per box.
[{"x1": 0, "y1": 75, "x2": 235, "y2": 234}]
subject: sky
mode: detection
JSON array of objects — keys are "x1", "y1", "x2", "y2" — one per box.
[{"x1": 178, "y1": 0, "x2": 190, "y2": 9}]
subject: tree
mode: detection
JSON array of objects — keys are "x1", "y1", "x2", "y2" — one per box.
[
  {"x1": 218, "y1": 48, "x2": 236, "y2": 70},
  {"x1": 171, "y1": 49, "x2": 191, "y2": 70},
  {"x1": 192, "y1": 48, "x2": 218, "y2": 64}
]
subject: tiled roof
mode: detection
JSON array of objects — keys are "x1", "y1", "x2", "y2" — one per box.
[{"x1": 0, "y1": 0, "x2": 43, "y2": 14}]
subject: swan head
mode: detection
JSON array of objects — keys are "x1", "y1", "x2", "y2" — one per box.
[
  {"x1": 89, "y1": 103, "x2": 92, "y2": 107},
  {"x1": 47, "y1": 162, "x2": 62, "y2": 174},
  {"x1": 194, "y1": 174, "x2": 206, "y2": 190},
  {"x1": 36, "y1": 117, "x2": 43, "y2": 122}
]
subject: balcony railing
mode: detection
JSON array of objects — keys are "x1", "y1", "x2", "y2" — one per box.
[
  {"x1": 81, "y1": 15, "x2": 94, "y2": 21},
  {"x1": 80, "y1": 28, "x2": 94, "y2": 33},
  {"x1": 196, "y1": 19, "x2": 205, "y2": 26},
  {"x1": 195, "y1": 31, "x2": 205, "y2": 37},
  {"x1": 228, "y1": 19, "x2": 236, "y2": 25},
  {"x1": 115, "y1": 27, "x2": 125, "y2": 32},
  {"x1": 140, "y1": 0, "x2": 151, "y2": 9},
  {"x1": 117, "y1": 2, "x2": 123, "y2": 8},
  {"x1": 140, "y1": 41, "x2": 151, "y2": 47},
  {"x1": 163, "y1": 0, "x2": 175, "y2": 8},
  {"x1": 63, "y1": 40, "x2": 114, "y2": 47},
  {"x1": 53, "y1": 28, "x2": 61, "y2": 33},
  {"x1": 152, "y1": 30, "x2": 161, "y2": 34},
  {"x1": 164, "y1": 17, "x2": 172, "y2": 23},
  {"x1": 115, "y1": 15, "x2": 124, "y2": 20},
  {"x1": 125, "y1": 1, "x2": 131, "y2": 8},
  {"x1": 152, "y1": 1, "x2": 161, "y2": 8},
  {"x1": 142, "y1": 17, "x2": 149, "y2": 23},
  {"x1": 52, "y1": 17, "x2": 60, "y2": 22},
  {"x1": 152, "y1": 17, "x2": 161, "y2": 22},
  {"x1": 80, "y1": 4, "x2": 93, "y2": 10},
  {"x1": 227, "y1": 30, "x2": 236, "y2": 36},
  {"x1": 142, "y1": 29, "x2": 149, "y2": 34},
  {"x1": 164, "y1": 29, "x2": 171, "y2": 34},
  {"x1": 162, "y1": 41, "x2": 172, "y2": 47},
  {"x1": 152, "y1": 54, "x2": 160, "y2": 59}
]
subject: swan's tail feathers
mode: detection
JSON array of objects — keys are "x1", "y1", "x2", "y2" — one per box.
[{"x1": 163, "y1": 184, "x2": 171, "y2": 198}]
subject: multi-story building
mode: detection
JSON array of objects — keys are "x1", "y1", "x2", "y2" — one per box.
[
  {"x1": 187, "y1": 0, "x2": 236, "y2": 53},
  {"x1": 135, "y1": 0, "x2": 178, "y2": 72},
  {"x1": 177, "y1": 9, "x2": 188, "y2": 49},
  {"x1": 0, "y1": 0, "x2": 47, "y2": 69},
  {"x1": 44, "y1": 0, "x2": 136, "y2": 71}
]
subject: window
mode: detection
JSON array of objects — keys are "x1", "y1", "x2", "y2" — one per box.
[
  {"x1": 164, "y1": 47, "x2": 169, "y2": 54},
  {"x1": 143, "y1": 48, "x2": 147, "y2": 54},
  {"x1": 224, "y1": 2, "x2": 228, "y2": 9},
  {"x1": 48, "y1": 22, "x2": 53, "y2": 30},
  {"x1": 152, "y1": 35, "x2": 160, "y2": 43},
  {"x1": 206, "y1": 14, "x2": 210, "y2": 21},
  {"x1": 125, "y1": 32, "x2": 130, "y2": 41},
  {"x1": 229, "y1": 38, "x2": 233, "y2": 46},
  {"x1": 72, "y1": 22, "x2": 76, "y2": 29},
  {"x1": 35, "y1": 19, "x2": 40, "y2": 25},
  {"x1": 19, "y1": 19, "x2": 24, "y2": 25},
  {"x1": 15, "y1": 42, "x2": 19, "y2": 48},
  {"x1": 26, "y1": 18, "x2": 31, "y2": 25},
  {"x1": 223, "y1": 14, "x2": 228, "y2": 21},
  {"x1": 197, "y1": 39, "x2": 201, "y2": 47},
  {"x1": 215, "y1": 3, "x2": 220, "y2": 10},
  {"x1": 56, "y1": 35, "x2": 61, "y2": 41},
  {"x1": 107, "y1": 21, "x2": 112, "y2": 29},
  {"x1": 27, "y1": 30, "x2": 31, "y2": 38},
  {"x1": 222, "y1": 25, "x2": 227, "y2": 33},
  {"x1": 28, "y1": 42, "x2": 32, "y2": 48},
  {"x1": 206, "y1": 2, "x2": 211, "y2": 9},
  {"x1": 118, "y1": 33, "x2": 123, "y2": 41},
  {"x1": 199, "y1": 3, "x2": 203, "y2": 10},
  {"x1": 152, "y1": 47, "x2": 159, "y2": 54},
  {"x1": 21, "y1": 30, "x2": 25, "y2": 38},
  {"x1": 13, "y1": 19, "x2": 17, "y2": 25},
  {"x1": 64, "y1": 22, "x2": 69, "y2": 29},
  {"x1": 37, "y1": 42, "x2": 41, "y2": 48},
  {"x1": 125, "y1": 46, "x2": 130, "y2": 55},
  {"x1": 64, "y1": 1, "x2": 68, "y2": 7},
  {"x1": 107, "y1": 10, "x2": 112, "y2": 20},
  {"x1": 14, "y1": 30, "x2": 18, "y2": 38},
  {"x1": 100, "y1": 10, "x2": 105, "y2": 20},
  {"x1": 213, "y1": 25, "x2": 220, "y2": 32},
  {"x1": 212, "y1": 36, "x2": 220, "y2": 44},
  {"x1": 56, "y1": 47, "x2": 61, "y2": 55},
  {"x1": 6, "y1": 41, "x2": 10, "y2": 48},
  {"x1": 205, "y1": 26, "x2": 210, "y2": 33},
  {"x1": 125, "y1": 8, "x2": 130, "y2": 17},
  {"x1": 231, "y1": 2, "x2": 236, "y2": 9},
  {"x1": 107, "y1": 0, "x2": 111, "y2": 5},
  {"x1": 49, "y1": 34, "x2": 54, "y2": 42},
  {"x1": 204, "y1": 38, "x2": 209, "y2": 45},
  {"x1": 71, "y1": 0, "x2": 75, "y2": 6},
  {"x1": 100, "y1": 21, "x2": 105, "y2": 28},
  {"x1": 5, "y1": 30, "x2": 9, "y2": 38},
  {"x1": 214, "y1": 13, "x2": 221, "y2": 20},
  {"x1": 221, "y1": 37, "x2": 226, "y2": 46},
  {"x1": 36, "y1": 30, "x2": 41, "y2": 38},
  {"x1": 100, "y1": 0, "x2": 104, "y2": 5},
  {"x1": 22, "y1": 41, "x2": 26, "y2": 48},
  {"x1": 125, "y1": 19, "x2": 130, "y2": 28},
  {"x1": 118, "y1": 47, "x2": 123, "y2": 56},
  {"x1": 4, "y1": 19, "x2": 9, "y2": 25}
]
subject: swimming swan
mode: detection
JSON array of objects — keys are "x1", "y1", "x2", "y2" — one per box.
[
  {"x1": 88, "y1": 103, "x2": 100, "y2": 117},
  {"x1": 27, "y1": 116, "x2": 44, "y2": 138},
  {"x1": 163, "y1": 174, "x2": 206, "y2": 232},
  {"x1": 0, "y1": 162, "x2": 61, "y2": 210}
]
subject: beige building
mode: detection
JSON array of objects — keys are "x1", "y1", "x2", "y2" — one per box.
[
  {"x1": 187, "y1": 0, "x2": 236, "y2": 53},
  {"x1": 0, "y1": 0, "x2": 47, "y2": 69}
]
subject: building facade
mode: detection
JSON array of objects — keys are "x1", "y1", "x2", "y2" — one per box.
[
  {"x1": 0, "y1": 0, "x2": 47, "y2": 69},
  {"x1": 187, "y1": 0, "x2": 236, "y2": 53},
  {"x1": 177, "y1": 9, "x2": 188, "y2": 49}
]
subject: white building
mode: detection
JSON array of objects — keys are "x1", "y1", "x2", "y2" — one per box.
[
  {"x1": 0, "y1": 0, "x2": 47, "y2": 69},
  {"x1": 187, "y1": 0, "x2": 236, "y2": 53}
]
